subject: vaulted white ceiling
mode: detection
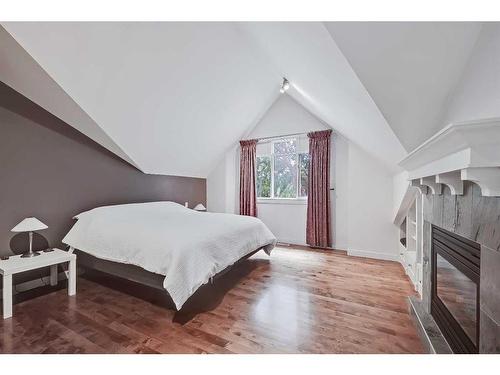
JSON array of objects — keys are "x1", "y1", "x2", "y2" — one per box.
[
  {"x1": 1, "y1": 22, "x2": 484, "y2": 177},
  {"x1": 2, "y1": 22, "x2": 280, "y2": 177},
  {"x1": 0, "y1": 26, "x2": 138, "y2": 168},
  {"x1": 239, "y1": 22, "x2": 407, "y2": 171},
  {"x1": 325, "y1": 22, "x2": 482, "y2": 151}
]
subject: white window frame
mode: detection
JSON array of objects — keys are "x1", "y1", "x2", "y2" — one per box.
[{"x1": 256, "y1": 138, "x2": 308, "y2": 205}]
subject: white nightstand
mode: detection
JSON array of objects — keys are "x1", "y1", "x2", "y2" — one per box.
[{"x1": 0, "y1": 248, "x2": 76, "y2": 319}]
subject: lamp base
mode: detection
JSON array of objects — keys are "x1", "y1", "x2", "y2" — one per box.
[{"x1": 21, "y1": 251, "x2": 41, "y2": 258}]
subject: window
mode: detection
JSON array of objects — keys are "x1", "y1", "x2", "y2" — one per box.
[
  {"x1": 256, "y1": 156, "x2": 271, "y2": 198},
  {"x1": 298, "y1": 153, "x2": 310, "y2": 197},
  {"x1": 256, "y1": 138, "x2": 309, "y2": 200}
]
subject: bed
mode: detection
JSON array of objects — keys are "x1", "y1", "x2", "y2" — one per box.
[{"x1": 62, "y1": 201, "x2": 276, "y2": 310}]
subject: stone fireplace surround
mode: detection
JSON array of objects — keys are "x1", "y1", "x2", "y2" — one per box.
[
  {"x1": 414, "y1": 181, "x2": 499, "y2": 353},
  {"x1": 397, "y1": 118, "x2": 500, "y2": 353}
]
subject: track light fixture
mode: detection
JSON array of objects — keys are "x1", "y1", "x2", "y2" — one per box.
[{"x1": 280, "y1": 77, "x2": 290, "y2": 94}]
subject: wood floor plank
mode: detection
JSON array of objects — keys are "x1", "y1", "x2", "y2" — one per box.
[{"x1": 0, "y1": 247, "x2": 424, "y2": 354}]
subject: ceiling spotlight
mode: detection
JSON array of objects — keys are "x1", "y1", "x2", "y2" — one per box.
[{"x1": 280, "y1": 77, "x2": 290, "y2": 94}]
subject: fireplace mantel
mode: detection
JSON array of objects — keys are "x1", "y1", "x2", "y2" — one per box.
[{"x1": 399, "y1": 118, "x2": 500, "y2": 197}]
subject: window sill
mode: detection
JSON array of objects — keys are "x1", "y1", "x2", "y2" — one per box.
[{"x1": 257, "y1": 198, "x2": 307, "y2": 205}]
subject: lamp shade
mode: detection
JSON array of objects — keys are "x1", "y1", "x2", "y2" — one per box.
[
  {"x1": 193, "y1": 203, "x2": 206, "y2": 211},
  {"x1": 11, "y1": 217, "x2": 48, "y2": 232}
]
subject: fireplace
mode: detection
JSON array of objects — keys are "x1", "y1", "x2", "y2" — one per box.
[{"x1": 431, "y1": 225, "x2": 480, "y2": 353}]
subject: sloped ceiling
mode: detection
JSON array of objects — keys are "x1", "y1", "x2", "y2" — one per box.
[
  {"x1": 1, "y1": 22, "x2": 483, "y2": 177},
  {"x1": 325, "y1": 22, "x2": 482, "y2": 152},
  {"x1": 2, "y1": 22, "x2": 279, "y2": 177},
  {"x1": 0, "y1": 26, "x2": 139, "y2": 169},
  {"x1": 239, "y1": 22, "x2": 407, "y2": 171}
]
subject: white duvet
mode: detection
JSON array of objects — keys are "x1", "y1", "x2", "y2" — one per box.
[{"x1": 63, "y1": 201, "x2": 276, "y2": 309}]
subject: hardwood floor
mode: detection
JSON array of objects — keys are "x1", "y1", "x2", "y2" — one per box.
[{"x1": 0, "y1": 247, "x2": 424, "y2": 354}]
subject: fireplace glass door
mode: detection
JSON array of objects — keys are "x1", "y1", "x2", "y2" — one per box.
[
  {"x1": 436, "y1": 253, "x2": 477, "y2": 345},
  {"x1": 431, "y1": 226, "x2": 480, "y2": 353}
]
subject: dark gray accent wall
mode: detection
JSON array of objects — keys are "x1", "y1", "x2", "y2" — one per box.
[
  {"x1": 0, "y1": 82, "x2": 206, "y2": 258},
  {"x1": 421, "y1": 182, "x2": 500, "y2": 353}
]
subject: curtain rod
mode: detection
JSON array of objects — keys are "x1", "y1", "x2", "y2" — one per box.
[{"x1": 256, "y1": 131, "x2": 307, "y2": 142}]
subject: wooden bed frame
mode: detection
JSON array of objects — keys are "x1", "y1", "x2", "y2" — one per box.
[{"x1": 69, "y1": 246, "x2": 264, "y2": 299}]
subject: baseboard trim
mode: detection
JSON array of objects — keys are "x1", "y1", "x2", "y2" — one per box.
[
  {"x1": 276, "y1": 242, "x2": 348, "y2": 254},
  {"x1": 276, "y1": 238, "x2": 308, "y2": 247},
  {"x1": 347, "y1": 249, "x2": 400, "y2": 262}
]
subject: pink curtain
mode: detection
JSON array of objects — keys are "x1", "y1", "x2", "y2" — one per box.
[
  {"x1": 306, "y1": 129, "x2": 332, "y2": 248},
  {"x1": 239, "y1": 139, "x2": 258, "y2": 217}
]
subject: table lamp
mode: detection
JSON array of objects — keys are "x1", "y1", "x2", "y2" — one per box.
[
  {"x1": 11, "y1": 217, "x2": 48, "y2": 258},
  {"x1": 193, "y1": 203, "x2": 206, "y2": 211}
]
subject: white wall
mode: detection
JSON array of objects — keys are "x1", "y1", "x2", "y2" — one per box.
[
  {"x1": 207, "y1": 94, "x2": 399, "y2": 260},
  {"x1": 392, "y1": 170, "x2": 410, "y2": 220},
  {"x1": 250, "y1": 95, "x2": 330, "y2": 246},
  {"x1": 346, "y1": 143, "x2": 399, "y2": 260},
  {"x1": 255, "y1": 133, "x2": 351, "y2": 248},
  {"x1": 207, "y1": 145, "x2": 237, "y2": 214},
  {"x1": 208, "y1": 94, "x2": 332, "y2": 245},
  {"x1": 331, "y1": 134, "x2": 350, "y2": 250},
  {"x1": 257, "y1": 203, "x2": 307, "y2": 245},
  {"x1": 444, "y1": 24, "x2": 500, "y2": 124},
  {"x1": 206, "y1": 156, "x2": 227, "y2": 212},
  {"x1": 249, "y1": 95, "x2": 328, "y2": 138}
]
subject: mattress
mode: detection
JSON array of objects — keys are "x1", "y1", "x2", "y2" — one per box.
[{"x1": 63, "y1": 201, "x2": 276, "y2": 309}]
